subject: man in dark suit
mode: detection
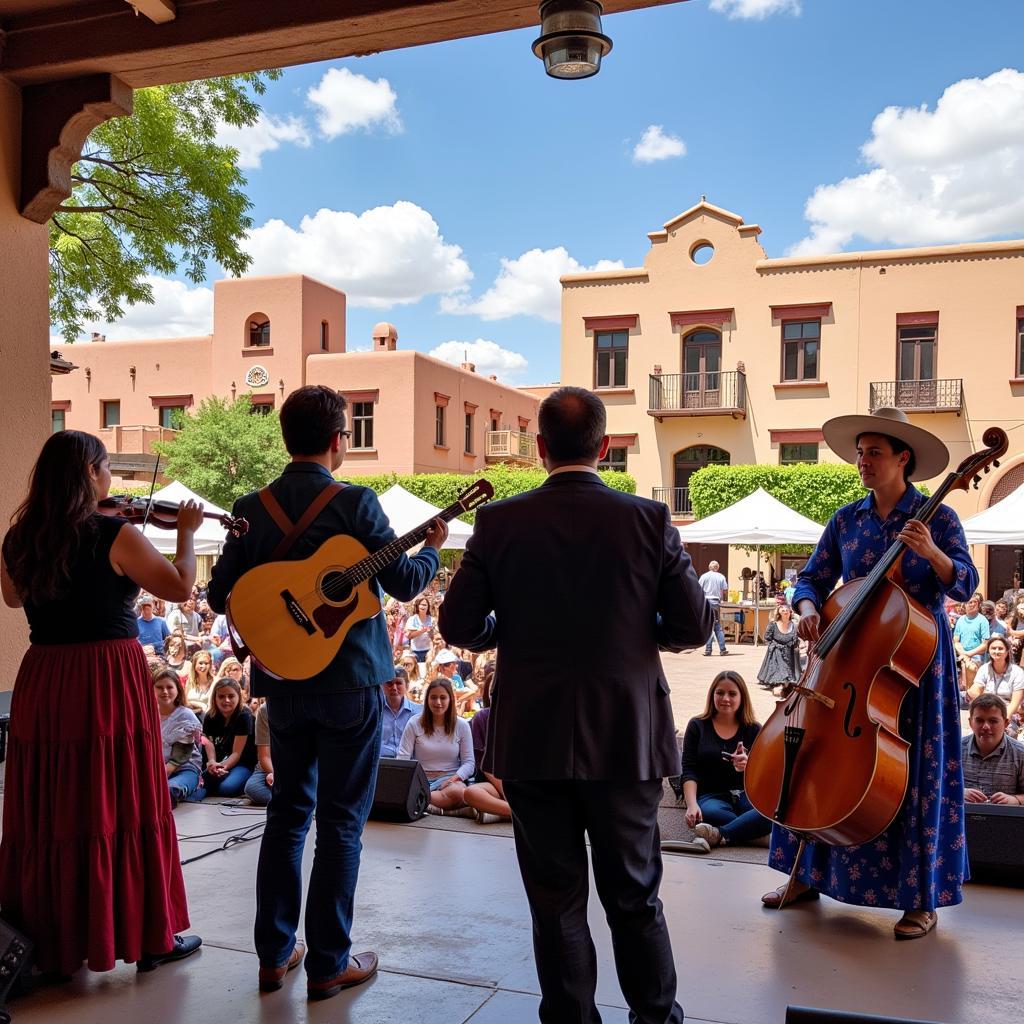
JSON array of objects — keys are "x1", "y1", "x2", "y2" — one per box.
[
  {"x1": 208, "y1": 385, "x2": 446, "y2": 1000},
  {"x1": 440, "y1": 386, "x2": 713, "y2": 1024}
]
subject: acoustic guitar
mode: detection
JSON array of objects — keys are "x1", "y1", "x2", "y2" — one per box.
[{"x1": 225, "y1": 479, "x2": 493, "y2": 680}]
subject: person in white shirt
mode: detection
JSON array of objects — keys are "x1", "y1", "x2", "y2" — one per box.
[
  {"x1": 697, "y1": 560, "x2": 728, "y2": 657},
  {"x1": 968, "y1": 635, "x2": 1024, "y2": 736}
]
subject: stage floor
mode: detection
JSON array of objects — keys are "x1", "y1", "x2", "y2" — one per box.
[{"x1": 10, "y1": 798, "x2": 1023, "y2": 1024}]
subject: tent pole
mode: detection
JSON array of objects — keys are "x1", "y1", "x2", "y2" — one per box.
[{"x1": 754, "y1": 545, "x2": 761, "y2": 646}]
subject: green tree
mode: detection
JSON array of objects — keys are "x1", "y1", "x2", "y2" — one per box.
[
  {"x1": 50, "y1": 72, "x2": 280, "y2": 341},
  {"x1": 153, "y1": 394, "x2": 288, "y2": 509}
]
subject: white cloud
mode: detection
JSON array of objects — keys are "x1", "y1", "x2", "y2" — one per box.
[
  {"x1": 632, "y1": 125, "x2": 686, "y2": 164},
  {"x1": 215, "y1": 112, "x2": 311, "y2": 169},
  {"x1": 429, "y1": 339, "x2": 529, "y2": 382},
  {"x1": 789, "y1": 68, "x2": 1024, "y2": 256},
  {"x1": 307, "y1": 67, "x2": 402, "y2": 139},
  {"x1": 441, "y1": 247, "x2": 624, "y2": 323},
  {"x1": 87, "y1": 276, "x2": 213, "y2": 340},
  {"x1": 243, "y1": 201, "x2": 472, "y2": 308},
  {"x1": 709, "y1": 0, "x2": 800, "y2": 18}
]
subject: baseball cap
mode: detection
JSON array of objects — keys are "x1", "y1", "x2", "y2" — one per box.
[
  {"x1": 139, "y1": 595, "x2": 154, "y2": 606},
  {"x1": 435, "y1": 649, "x2": 459, "y2": 665}
]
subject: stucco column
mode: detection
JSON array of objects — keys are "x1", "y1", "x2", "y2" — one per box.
[{"x1": 0, "y1": 78, "x2": 51, "y2": 690}]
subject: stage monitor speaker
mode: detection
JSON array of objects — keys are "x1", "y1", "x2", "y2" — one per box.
[
  {"x1": 787, "y1": 1007, "x2": 940, "y2": 1023},
  {"x1": 370, "y1": 757, "x2": 429, "y2": 822},
  {"x1": 965, "y1": 802, "x2": 1024, "y2": 887}
]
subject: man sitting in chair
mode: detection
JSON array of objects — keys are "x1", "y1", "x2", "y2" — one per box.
[{"x1": 962, "y1": 693, "x2": 1024, "y2": 806}]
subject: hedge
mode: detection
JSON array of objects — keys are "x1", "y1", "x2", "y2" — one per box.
[{"x1": 341, "y1": 463, "x2": 636, "y2": 524}]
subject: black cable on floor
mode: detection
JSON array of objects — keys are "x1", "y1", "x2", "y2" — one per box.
[{"x1": 180, "y1": 822, "x2": 266, "y2": 866}]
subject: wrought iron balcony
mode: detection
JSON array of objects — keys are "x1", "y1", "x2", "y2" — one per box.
[
  {"x1": 868, "y1": 379, "x2": 963, "y2": 414},
  {"x1": 648, "y1": 370, "x2": 746, "y2": 419},
  {"x1": 484, "y1": 429, "x2": 538, "y2": 465},
  {"x1": 652, "y1": 487, "x2": 692, "y2": 516}
]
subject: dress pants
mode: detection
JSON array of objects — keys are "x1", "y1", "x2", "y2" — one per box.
[{"x1": 504, "y1": 778, "x2": 684, "y2": 1024}]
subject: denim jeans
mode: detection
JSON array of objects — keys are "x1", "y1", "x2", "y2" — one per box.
[
  {"x1": 245, "y1": 767, "x2": 273, "y2": 806},
  {"x1": 254, "y1": 688, "x2": 383, "y2": 982},
  {"x1": 199, "y1": 763, "x2": 252, "y2": 798},
  {"x1": 697, "y1": 791, "x2": 771, "y2": 844},
  {"x1": 168, "y1": 763, "x2": 200, "y2": 801},
  {"x1": 704, "y1": 603, "x2": 726, "y2": 654}
]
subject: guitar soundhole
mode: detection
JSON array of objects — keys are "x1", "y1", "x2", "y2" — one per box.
[{"x1": 320, "y1": 571, "x2": 353, "y2": 605}]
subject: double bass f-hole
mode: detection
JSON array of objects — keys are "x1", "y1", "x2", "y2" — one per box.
[{"x1": 842, "y1": 681, "x2": 863, "y2": 739}]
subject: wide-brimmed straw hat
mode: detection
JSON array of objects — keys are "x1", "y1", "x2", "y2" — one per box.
[{"x1": 822, "y1": 407, "x2": 949, "y2": 481}]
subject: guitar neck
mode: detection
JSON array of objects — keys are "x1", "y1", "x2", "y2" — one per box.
[{"x1": 347, "y1": 499, "x2": 465, "y2": 585}]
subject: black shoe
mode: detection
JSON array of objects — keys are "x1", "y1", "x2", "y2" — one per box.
[
  {"x1": 720, "y1": 650, "x2": 729, "y2": 655},
  {"x1": 137, "y1": 934, "x2": 202, "y2": 972},
  {"x1": 703, "y1": 651, "x2": 712, "y2": 657}
]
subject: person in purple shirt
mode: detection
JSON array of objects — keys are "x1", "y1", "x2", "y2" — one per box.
[{"x1": 380, "y1": 669, "x2": 418, "y2": 758}]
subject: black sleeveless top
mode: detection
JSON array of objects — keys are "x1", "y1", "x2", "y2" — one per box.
[{"x1": 18, "y1": 515, "x2": 140, "y2": 645}]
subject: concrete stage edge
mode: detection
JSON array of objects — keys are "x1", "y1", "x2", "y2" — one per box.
[{"x1": 9, "y1": 800, "x2": 1021, "y2": 1024}]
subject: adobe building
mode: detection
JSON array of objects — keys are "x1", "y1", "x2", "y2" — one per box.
[
  {"x1": 50, "y1": 274, "x2": 540, "y2": 482},
  {"x1": 559, "y1": 199, "x2": 1024, "y2": 590}
]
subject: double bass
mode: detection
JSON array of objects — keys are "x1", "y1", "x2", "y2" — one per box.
[{"x1": 745, "y1": 427, "x2": 1007, "y2": 849}]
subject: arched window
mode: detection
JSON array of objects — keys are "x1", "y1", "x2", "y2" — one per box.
[
  {"x1": 682, "y1": 329, "x2": 722, "y2": 406},
  {"x1": 248, "y1": 313, "x2": 270, "y2": 347},
  {"x1": 671, "y1": 445, "x2": 730, "y2": 515}
]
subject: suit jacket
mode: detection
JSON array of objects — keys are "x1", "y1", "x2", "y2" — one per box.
[
  {"x1": 438, "y1": 470, "x2": 713, "y2": 781},
  {"x1": 207, "y1": 462, "x2": 438, "y2": 697}
]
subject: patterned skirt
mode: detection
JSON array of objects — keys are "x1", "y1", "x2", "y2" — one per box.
[{"x1": 0, "y1": 638, "x2": 189, "y2": 973}]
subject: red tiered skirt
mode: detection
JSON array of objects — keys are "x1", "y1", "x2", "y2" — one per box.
[{"x1": 0, "y1": 638, "x2": 189, "y2": 974}]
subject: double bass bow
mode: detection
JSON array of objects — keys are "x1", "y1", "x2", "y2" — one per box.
[{"x1": 745, "y1": 427, "x2": 1007, "y2": 850}]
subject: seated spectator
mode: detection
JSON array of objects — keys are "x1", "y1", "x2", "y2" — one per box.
[
  {"x1": 185, "y1": 649, "x2": 216, "y2": 715},
  {"x1": 967, "y1": 635, "x2": 1024, "y2": 736},
  {"x1": 164, "y1": 632, "x2": 192, "y2": 684},
  {"x1": 405, "y1": 597, "x2": 435, "y2": 664},
  {"x1": 962, "y1": 694, "x2": 1024, "y2": 805},
  {"x1": 981, "y1": 600, "x2": 1005, "y2": 639},
  {"x1": 464, "y1": 668, "x2": 510, "y2": 825},
  {"x1": 167, "y1": 597, "x2": 203, "y2": 642},
  {"x1": 397, "y1": 678, "x2": 474, "y2": 815},
  {"x1": 1005, "y1": 599, "x2": 1024, "y2": 664},
  {"x1": 152, "y1": 661, "x2": 202, "y2": 804},
  {"x1": 953, "y1": 593, "x2": 990, "y2": 695},
  {"x1": 197, "y1": 677, "x2": 256, "y2": 798},
  {"x1": 434, "y1": 648, "x2": 477, "y2": 715},
  {"x1": 214, "y1": 656, "x2": 248, "y2": 695},
  {"x1": 398, "y1": 650, "x2": 423, "y2": 681},
  {"x1": 1002, "y1": 571, "x2": 1024, "y2": 611},
  {"x1": 681, "y1": 671, "x2": 771, "y2": 851},
  {"x1": 244, "y1": 702, "x2": 274, "y2": 806},
  {"x1": 136, "y1": 595, "x2": 170, "y2": 654},
  {"x1": 380, "y1": 668, "x2": 418, "y2": 758}
]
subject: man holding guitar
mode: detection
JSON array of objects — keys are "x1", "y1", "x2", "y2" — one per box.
[{"x1": 207, "y1": 385, "x2": 447, "y2": 1000}]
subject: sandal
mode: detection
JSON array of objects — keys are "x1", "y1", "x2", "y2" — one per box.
[
  {"x1": 761, "y1": 882, "x2": 820, "y2": 908},
  {"x1": 894, "y1": 910, "x2": 937, "y2": 940}
]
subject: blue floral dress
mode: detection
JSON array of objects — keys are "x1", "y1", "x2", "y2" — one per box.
[{"x1": 770, "y1": 485, "x2": 977, "y2": 911}]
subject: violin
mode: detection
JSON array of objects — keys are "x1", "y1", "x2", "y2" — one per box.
[
  {"x1": 98, "y1": 495, "x2": 249, "y2": 538},
  {"x1": 744, "y1": 427, "x2": 1007, "y2": 849}
]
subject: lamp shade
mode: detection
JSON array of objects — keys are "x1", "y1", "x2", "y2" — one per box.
[{"x1": 532, "y1": 1, "x2": 612, "y2": 80}]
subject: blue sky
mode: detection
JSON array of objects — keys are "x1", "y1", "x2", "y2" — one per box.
[{"x1": 90, "y1": 0, "x2": 1024, "y2": 385}]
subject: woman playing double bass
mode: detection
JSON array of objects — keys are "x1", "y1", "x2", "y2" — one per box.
[{"x1": 762, "y1": 408, "x2": 977, "y2": 940}]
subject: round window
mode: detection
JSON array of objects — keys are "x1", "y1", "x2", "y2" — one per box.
[{"x1": 690, "y1": 242, "x2": 715, "y2": 265}]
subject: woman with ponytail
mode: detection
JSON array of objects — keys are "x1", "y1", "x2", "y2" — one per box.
[{"x1": 0, "y1": 431, "x2": 205, "y2": 976}]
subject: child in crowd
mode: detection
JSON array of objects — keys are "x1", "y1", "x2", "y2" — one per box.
[
  {"x1": 198, "y1": 677, "x2": 256, "y2": 798},
  {"x1": 244, "y1": 702, "x2": 274, "y2": 806},
  {"x1": 185, "y1": 649, "x2": 216, "y2": 715},
  {"x1": 152, "y1": 661, "x2": 203, "y2": 804}
]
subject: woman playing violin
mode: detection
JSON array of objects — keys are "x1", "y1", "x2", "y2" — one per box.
[
  {"x1": 763, "y1": 408, "x2": 977, "y2": 940},
  {"x1": 0, "y1": 431, "x2": 204, "y2": 975}
]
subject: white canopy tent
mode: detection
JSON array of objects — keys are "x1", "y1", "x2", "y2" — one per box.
[
  {"x1": 677, "y1": 488, "x2": 824, "y2": 644},
  {"x1": 962, "y1": 481, "x2": 1024, "y2": 546},
  {"x1": 377, "y1": 484, "x2": 474, "y2": 550},
  {"x1": 136, "y1": 480, "x2": 232, "y2": 556}
]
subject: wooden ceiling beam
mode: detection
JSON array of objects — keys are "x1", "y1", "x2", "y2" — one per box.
[
  {"x1": 124, "y1": 0, "x2": 176, "y2": 25},
  {"x1": 1, "y1": 0, "x2": 687, "y2": 88}
]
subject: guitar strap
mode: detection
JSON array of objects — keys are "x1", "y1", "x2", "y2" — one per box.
[{"x1": 259, "y1": 482, "x2": 345, "y2": 561}]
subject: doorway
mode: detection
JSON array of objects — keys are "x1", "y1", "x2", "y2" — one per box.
[
  {"x1": 682, "y1": 330, "x2": 722, "y2": 409},
  {"x1": 673, "y1": 445, "x2": 730, "y2": 516}
]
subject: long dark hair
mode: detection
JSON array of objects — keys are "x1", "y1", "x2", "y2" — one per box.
[
  {"x1": 421, "y1": 678, "x2": 457, "y2": 738},
  {"x1": 2, "y1": 431, "x2": 107, "y2": 604}
]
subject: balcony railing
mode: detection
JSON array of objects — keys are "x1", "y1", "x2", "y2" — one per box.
[
  {"x1": 869, "y1": 379, "x2": 963, "y2": 414},
  {"x1": 652, "y1": 487, "x2": 692, "y2": 516},
  {"x1": 648, "y1": 371, "x2": 746, "y2": 419},
  {"x1": 484, "y1": 429, "x2": 538, "y2": 464}
]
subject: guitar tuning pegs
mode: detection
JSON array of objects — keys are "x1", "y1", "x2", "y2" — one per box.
[
  {"x1": 984, "y1": 465, "x2": 991, "y2": 473},
  {"x1": 973, "y1": 474, "x2": 982, "y2": 487},
  {"x1": 994, "y1": 460, "x2": 1001, "y2": 468}
]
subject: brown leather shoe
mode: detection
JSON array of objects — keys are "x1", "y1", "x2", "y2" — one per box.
[
  {"x1": 307, "y1": 951, "x2": 379, "y2": 1001},
  {"x1": 258, "y1": 940, "x2": 306, "y2": 993}
]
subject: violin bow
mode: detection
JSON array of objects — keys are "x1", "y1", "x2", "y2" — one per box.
[{"x1": 141, "y1": 453, "x2": 161, "y2": 532}]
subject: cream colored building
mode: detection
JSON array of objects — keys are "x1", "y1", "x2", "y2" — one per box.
[
  {"x1": 50, "y1": 273, "x2": 540, "y2": 484},
  {"x1": 560, "y1": 200, "x2": 1024, "y2": 592}
]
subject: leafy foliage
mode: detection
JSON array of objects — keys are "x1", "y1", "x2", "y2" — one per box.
[
  {"x1": 50, "y1": 72, "x2": 280, "y2": 341},
  {"x1": 153, "y1": 394, "x2": 288, "y2": 509},
  {"x1": 688, "y1": 463, "x2": 870, "y2": 554},
  {"x1": 344, "y1": 464, "x2": 636, "y2": 524}
]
